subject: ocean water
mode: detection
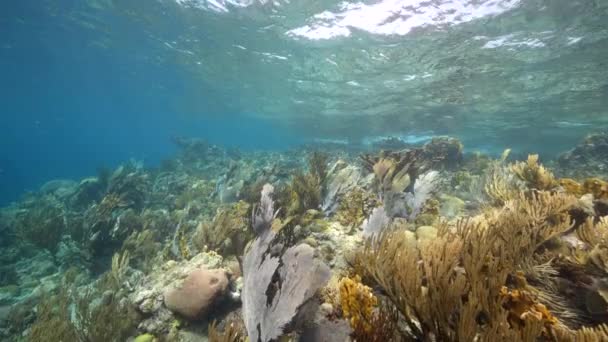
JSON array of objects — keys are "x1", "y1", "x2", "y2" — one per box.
[
  {"x1": 2, "y1": 1, "x2": 608, "y2": 341},
  {"x1": 2, "y1": 0, "x2": 607, "y2": 204}
]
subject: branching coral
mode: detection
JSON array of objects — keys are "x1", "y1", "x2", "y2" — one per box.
[
  {"x1": 287, "y1": 171, "x2": 323, "y2": 216},
  {"x1": 511, "y1": 154, "x2": 558, "y2": 191},
  {"x1": 484, "y1": 163, "x2": 520, "y2": 206},
  {"x1": 372, "y1": 157, "x2": 411, "y2": 194},
  {"x1": 555, "y1": 324, "x2": 608, "y2": 341},
  {"x1": 482, "y1": 150, "x2": 522, "y2": 206},
  {"x1": 97, "y1": 193, "x2": 128, "y2": 219},
  {"x1": 361, "y1": 137, "x2": 463, "y2": 190},
  {"x1": 354, "y1": 190, "x2": 580, "y2": 340},
  {"x1": 275, "y1": 152, "x2": 330, "y2": 218},
  {"x1": 174, "y1": 179, "x2": 216, "y2": 211}
]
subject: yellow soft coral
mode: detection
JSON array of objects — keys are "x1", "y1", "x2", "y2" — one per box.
[
  {"x1": 339, "y1": 275, "x2": 378, "y2": 333},
  {"x1": 559, "y1": 177, "x2": 608, "y2": 199},
  {"x1": 559, "y1": 178, "x2": 584, "y2": 196},
  {"x1": 583, "y1": 178, "x2": 608, "y2": 200}
]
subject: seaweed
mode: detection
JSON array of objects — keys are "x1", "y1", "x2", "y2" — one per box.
[
  {"x1": 308, "y1": 151, "x2": 329, "y2": 187},
  {"x1": 193, "y1": 201, "x2": 252, "y2": 257},
  {"x1": 335, "y1": 188, "x2": 377, "y2": 229},
  {"x1": 120, "y1": 229, "x2": 161, "y2": 272},
  {"x1": 275, "y1": 152, "x2": 330, "y2": 218},
  {"x1": 173, "y1": 179, "x2": 216, "y2": 211},
  {"x1": 105, "y1": 164, "x2": 150, "y2": 211},
  {"x1": 15, "y1": 195, "x2": 66, "y2": 253},
  {"x1": 28, "y1": 272, "x2": 139, "y2": 342},
  {"x1": 208, "y1": 319, "x2": 246, "y2": 342},
  {"x1": 28, "y1": 286, "x2": 79, "y2": 342},
  {"x1": 110, "y1": 249, "x2": 130, "y2": 290}
]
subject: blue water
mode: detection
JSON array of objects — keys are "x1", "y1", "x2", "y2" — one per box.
[
  {"x1": 2, "y1": 0, "x2": 608, "y2": 204},
  {"x1": 0, "y1": 2, "x2": 301, "y2": 205}
]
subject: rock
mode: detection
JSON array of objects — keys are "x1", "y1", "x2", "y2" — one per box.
[
  {"x1": 163, "y1": 268, "x2": 229, "y2": 320},
  {"x1": 416, "y1": 226, "x2": 438, "y2": 241},
  {"x1": 219, "y1": 180, "x2": 244, "y2": 204},
  {"x1": 558, "y1": 132, "x2": 608, "y2": 178},
  {"x1": 134, "y1": 333, "x2": 156, "y2": 342},
  {"x1": 322, "y1": 161, "x2": 364, "y2": 214},
  {"x1": 439, "y1": 194, "x2": 465, "y2": 218},
  {"x1": 403, "y1": 230, "x2": 417, "y2": 248},
  {"x1": 137, "y1": 307, "x2": 174, "y2": 334},
  {"x1": 320, "y1": 302, "x2": 334, "y2": 316},
  {"x1": 176, "y1": 330, "x2": 208, "y2": 342},
  {"x1": 303, "y1": 237, "x2": 318, "y2": 247},
  {"x1": 0, "y1": 305, "x2": 10, "y2": 323},
  {"x1": 312, "y1": 222, "x2": 362, "y2": 270},
  {"x1": 40, "y1": 179, "x2": 78, "y2": 198},
  {"x1": 390, "y1": 172, "x2": 411, "y2": 193},
  {"x1": 55, "y1": 237, "x2": 91, "y2": 270},
  {"x1": 0, "y1": 286, "x2": 19, "y2": 305},
  {"x1": 71, "y1": 177, "x2": 104, "y2": 207},
  {"x1": 422, "y1": 137, "x2": 463, "y2": 169},
  {"x1": 300, "y1": 311, "x2": 351, "y2": 342}
]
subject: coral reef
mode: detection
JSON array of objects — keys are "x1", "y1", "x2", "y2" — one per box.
[
  {"x1": 558, "y1": 132, "x2": 608, "y2": 178},
  {"x1": 4, "y1": 135, "x2": 608, "y2": 342},
  {"x1": 353, "y1": 186, "x2": 608, "y2": 340}
]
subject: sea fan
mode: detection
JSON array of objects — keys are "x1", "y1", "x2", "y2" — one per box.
[
  {"x1": 361, "y1": 206, "x2": 390, "y2": 238},
  {"x1": 404, "y1": 170, "x2": 440, "y2": 219},
  {"x1": 243, "y1": 184, "x2": 330, "y2": 342}
]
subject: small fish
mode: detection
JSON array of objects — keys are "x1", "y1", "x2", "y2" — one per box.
[{"x1": 554, "y1": 121, "x2": 592, "y2": 128}]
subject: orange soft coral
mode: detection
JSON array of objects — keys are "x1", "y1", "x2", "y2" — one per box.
[{"x1": 500, "y1": 286, "x2": 558, "y2": 334}]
